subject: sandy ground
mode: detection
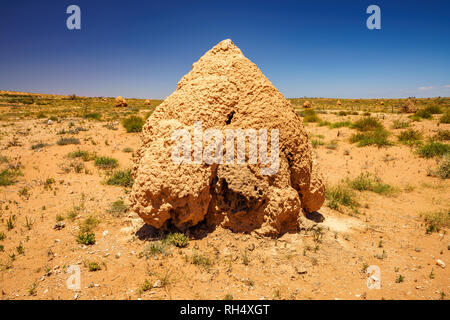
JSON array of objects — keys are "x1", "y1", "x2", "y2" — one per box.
[{"x1": 0, "y1": 112, "x2": 448, "y2": 300}]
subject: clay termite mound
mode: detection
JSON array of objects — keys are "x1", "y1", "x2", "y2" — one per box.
[
  {"x1": 115, "y1": 96, "x2": 127, "y2": 107},
  {"x1": 130, "y1": 39, "x2": 325, "y2": 236}
]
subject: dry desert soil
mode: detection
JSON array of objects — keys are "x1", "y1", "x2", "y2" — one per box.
[{"x1": 0, "y1": 92, "x2": 449, "y2": 300}]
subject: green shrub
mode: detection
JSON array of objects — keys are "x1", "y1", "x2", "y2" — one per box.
[
  {"x1": 302, "y1": 109, "x2": 321, "y2": 123},
  {"x1": 425, "y1": 105, "x2": 442, "y2": 114},
  {"x1": 417, "y1": 142, "x2": 450, "y2": 158},
  {"x1": 77, "y1": 232, "x2": 96, "y2": 245},
  {"x1": 415, "y1": 109, "x2": 433, "y2": 119},
  {"x1": 57, "y1": 137, "x2": 80, "y2": 145},
  {"x1": 397, "y1": 129, "x2": 423, "y2": 145},
  {"x1": 0, "y1": 169, "x2": 22, "y2": 186},
  {"x1": 164, "y1": 233, "x2": 189, "y2": 248},
  {"x1": 83, "y1": 113, "x2": 102, "y2": 120},
  {"x1": 106, "y1": 169, "x2": 133, "y2": 187},
  {"x1": 429, "y1": 154, "x2": 450, "y2": 179},
  {"x1": 325, "y1": 183, "x2": 359, "y2": 214},
  {"x1": 122, "y1": 116, "x2": 145, "y2": 133},
  {"x1": 94, "y1": 156, "x2": 118, "y2": 169},
  {"x1": 348, "y1": 173, "x2": 396, "y2": 195},
  {"x1": 329, "y1": 121, "x2": 352, "y2": 129},
  {"x1": 350, "y1": 129, "x2": 391, "y2": 147},
  {"x1": 311, "y1": 138, "x2": 324, "y2": 148},
  {"x1": 31, "y1": 142, "x2": 49, "y2": 150},
  {"x1": 440, "y1": 111, "x2": 450, "y2": 124},
  {"x1": 88, "y1": 262, "x2": 101, "y2": 271},
  {"x1": 107, "y1": 200, "x2": 129, "y2": 217},
  {"x1": 68, "y1": 150, "x2": 96, "y2": 161},
  {"x1": 423, "y1": 211, "x2": 449, "y2": 234},
  {"x1": 352, "y1": 117, "x2": 383, "y2": 131},
  {"x1": 392, "y1": 119, "x2": 410, "y2": 129},
  {"x1": 432, "y1": 129, "x2": 450, "y2": 141},
  {"x1": 190, "y1": 251, "x2": 212, "y2": 269}
]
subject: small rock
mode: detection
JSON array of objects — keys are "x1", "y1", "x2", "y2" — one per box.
[
  {"x1": 436, "y1": 259, "x2": 446, "y2": 269},
  {"x1": 53, "y1": 222, "x2": 65, "y2": 230},
  {"x1": 153, "y1": 280, "x2": 162, "y2": 288}
]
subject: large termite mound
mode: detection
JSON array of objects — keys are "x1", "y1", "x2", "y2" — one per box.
[{"x1": 130, "y1": 39, "x2": 325, "y2": 236}]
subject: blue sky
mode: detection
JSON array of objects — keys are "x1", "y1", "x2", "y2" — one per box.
[{"x1": 0, "y1": 0, "x2": 449, "y2": 99}]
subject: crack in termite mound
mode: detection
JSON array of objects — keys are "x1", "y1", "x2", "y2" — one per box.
[{"x1": 129, "y1": 39, "x2": 325, "y2": 237}]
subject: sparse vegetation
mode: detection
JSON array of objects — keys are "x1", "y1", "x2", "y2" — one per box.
[
  {"x1": 0, "y1": 169, "x2": 22, "y2": 186},
  {"x1": 428, "y1": 154, "x2": 450, "y2": 179},
  {"x1": 325, "y1": 183, "x2": 359, "y2": 214},
  {"x1": 77, "y1": 232, "x2": 96, "y2": 245},
  {"x1": 122, "y1": 115, "x2": 145, "y2": 133},
  {"x1": 164, "y1": 233, "x2": 189, "y2": 248},
  {"x1": 88, "y1": 261, "x2": 101, "y2": 271},
  {"x1": 107, "y1": 200, "x2": 129, "y2": 217},
  {"x1": 352, "y1": 117, "x2": 383, "y2": 132},
  {"x1": 423, "y1": 211, "x2": 449, "y2": 234},
  {"x1": 106, "y1": 169, "x2": 133, "y2": 187},
  {"x1": 68, "y1": 150, "x2": 96, "y2": 161},
  {"x1": 397, "y1": 128, "x2": 423, "y2": 146},
  {"x1": 350, "y1": 128, "x2": 391, "y2": 147},
  {"x1": 57, "y1": 137, "x2": 80, "y2": 145},
  {"x1": 392, "y1": 119, "x2": 410, "y2": 129},
  {"x1": 417, "y1": 142, "x2": 450, "y2": 158},
  {"x1": 94, "y1": 156, "x2": 118, "y2": 169},
  {"x1": 348, "y1": 173, "x2": 397, "y2": 195}
]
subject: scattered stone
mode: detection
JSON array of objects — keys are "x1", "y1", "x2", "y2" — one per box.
[
  {"x1": 436, "y1": 259, "x2": 446, "y2": 268},
  {"x1": 53, "y1": 222, "x2": 65, "y2": 230}
]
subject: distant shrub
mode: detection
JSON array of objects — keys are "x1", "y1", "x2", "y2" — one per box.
[
  {"x1": 352, "y1": 117, "x2": 383, "y2": 131},
  {"x1": 440, "y1": 111, "x2": 450, "y2": 124},
  {"x1": 106, "y1": 169, "x2": 133, "y2": 187},
  {"x1": 415, "y1": 108, "x2": 433, "y2": 119},
  {"x1": 417, "y1": 142, "x2": 450, "y2": 158},
  {"x1": 122, "y1": 116, "x2": 145, "y2": 133},
  {"x1": 302, "y1": 109, "x2": 321, "y2": 123},
  {"x1": 57, "y1": 137, "x2": 80, "y2": 145},
  {"x1": 350, "y1": 129, "x2": 391, "y2": 147},
  {"x1": 36, "y1": 111, "x2": 47, "y2": 119},
  {"x1": 94, "y1": 156, "x2": 118, "y2": 169},
  {"x1": 329, "y1": 121, "x2": 352, "y2": 129},
  {"x1": 31, "y1": 142, "x2": 49, "y2": 150},
  {"x1": 0, "y1": 169, "x2": 22, "y2": 186},
  {"x1": 311, "y1": 138, "x2": 324, "y2": 148},
  {"x1": 68, "y1": 150, "x2": 96, "y2": 161},
  {"x1": 397, "y1": 129, "x2": 423, "y2": 145},
  {"x1": 83, "y1": 113, "x2": 102, "y2": 120},
  {"x1": 429, "y1": 154, "x2": 450, "y2": 179},
  {"x1": 348, "y1": 173, "x2": 396, "y2": 195},
  {"x1": 318, "y1": 121, "x2": 331, "y2": 127},
  {"x1": 432, "y1": 129, "x2": 450, "y2": 141},
  {"x1": 424, "y1": 105, "x2": 442, "y2": 114},
  {"x1": 391, "y1": 119, "x2": 410, "y2": 129}
]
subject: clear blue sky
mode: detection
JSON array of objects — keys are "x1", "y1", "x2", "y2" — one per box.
[{"x1": 0, "y1": 0, "x2": 449, "y2": 99}]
